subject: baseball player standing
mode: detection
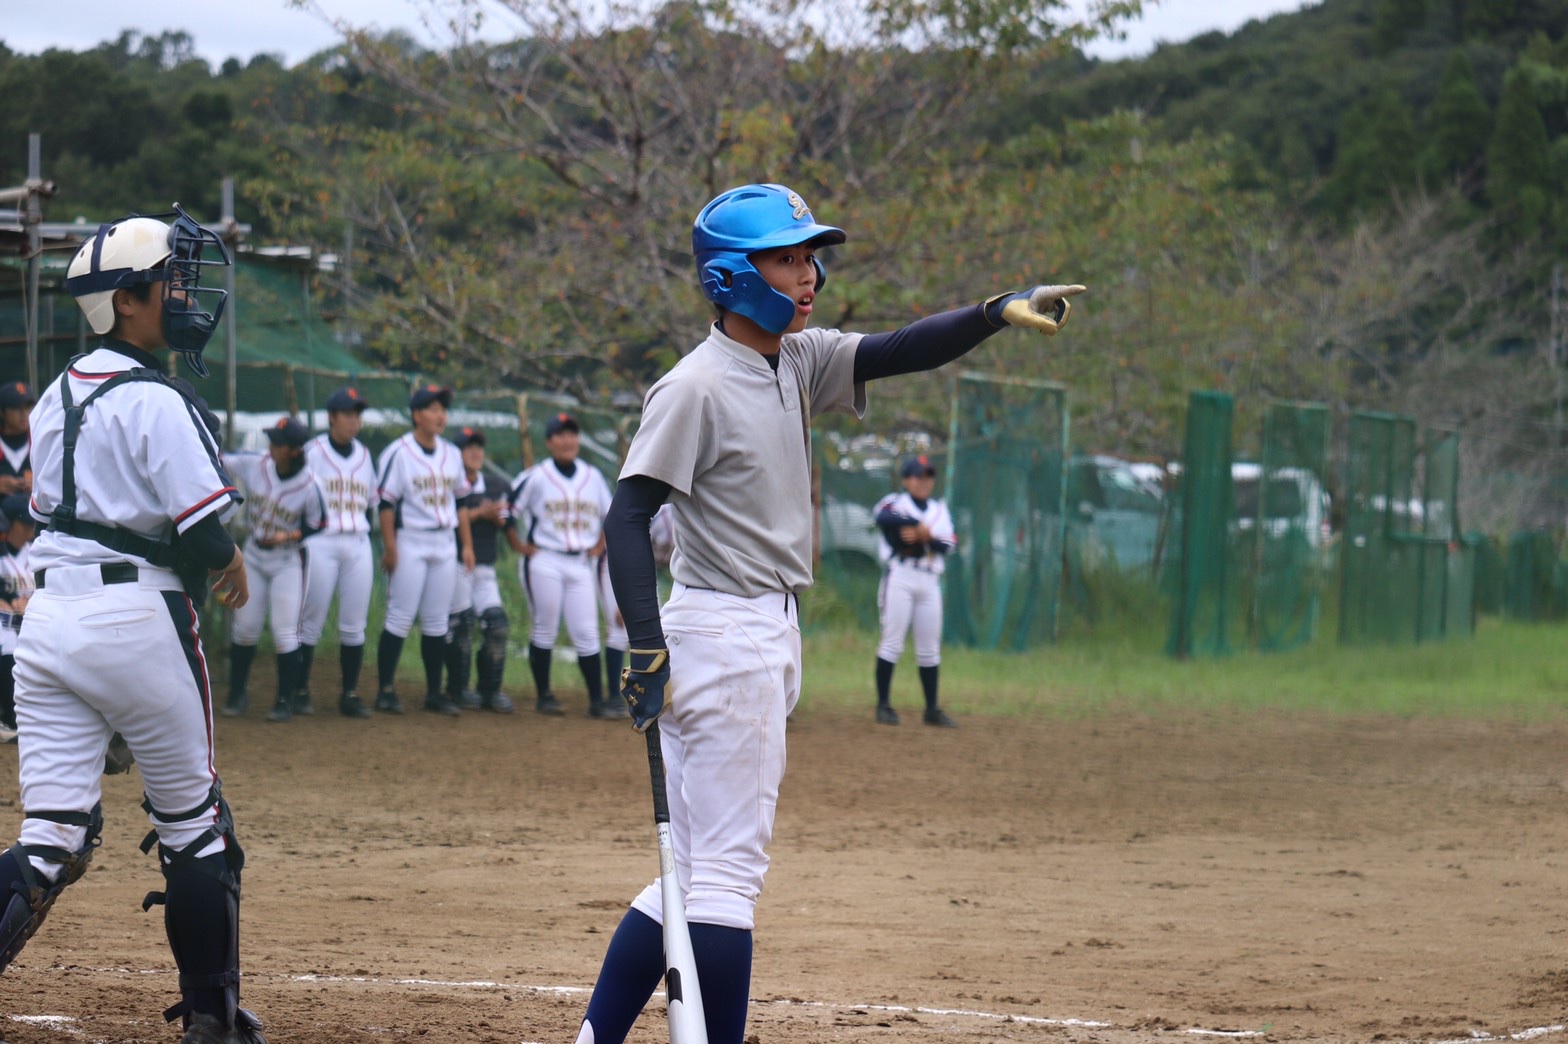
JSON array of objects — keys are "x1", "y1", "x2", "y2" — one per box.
[
  {"x1": 374, "y1": 384, "x2": 473, "y2": 716},
  {"x1": 578, "y1": 182, "x2": 1084, "y2": 1044},
  {"x1": 220, "y1": 417, "x2": 325, "y2": 723},
  {"x1": 444, "y1": 427, "x2": 515, "y2": 712},
  {"x1": 0, "y1": 381, "x2": 34, "y2": 496},
  {"x1": 0, "y1": 493, "x2": 37, "y2": 744},
  {"x1": 297, "y1": 387, "x2": 377, "y2": 718},
  {"x1": 507, "y1": 412, "x2": 622, "y2": 718},
  {"x1": 0, "y1": 206, "x2": 265, "y2": 1043},
  {"x1": 873, "y1": 454, "x2": 958, "y2": 727}
]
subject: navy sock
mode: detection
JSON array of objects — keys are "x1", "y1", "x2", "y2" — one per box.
[
  {"x1": 529, "y1": 644, "x2": 553, "y2": 698},
  {"x1": 377, "y1": 630, "x2": 404, "y2": 691},
  {"x1": 605, "y1": 647, "x2": 624, "y2": 700},
  {"x1": 275, "y1": 649, "x2": 303, "y2": 705},
  {"x1": 875, "y1": 657, "x2": 895, "y2": 705},
  {"x1": 230, "y1": 643, "x2": 257, "y2": 702},
  {"x1": 690, "y1": 922, "x2": 753, "y2": 1044},
  {"x1": 340, "y1": 643, "x2": 364, "y2": 694},
  {"x1": 580, "y1": 908, "x2": 665, "y2": 1044},
  {"x1": 919, "y1": 664, "x2": 940, "y2": 710},
  {"x1": 420, "y1": 635, "x2": 446, "y2": 696},
  {"x1": 296, "y1": 643, "x2": 315, "y2": 696},
  {"x1": 579, "y1": 652, "x2": 604, "y2": 707}
]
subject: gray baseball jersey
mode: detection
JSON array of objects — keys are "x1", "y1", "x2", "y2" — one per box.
[{"x1": 621, "y1": 324, "x2": 866, "y2": 597}]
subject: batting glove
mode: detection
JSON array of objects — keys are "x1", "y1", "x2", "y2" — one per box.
[
  {"x1": 983, "y1": 284, "x2": 1088, "y2": 335},
  {"x1": 621, "y1": 648, "x2": 670, "y2": 733}
]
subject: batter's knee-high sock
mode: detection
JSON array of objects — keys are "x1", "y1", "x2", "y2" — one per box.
[
  {"x1": 604, "y1": 647, "x2": 624, "y2": 700},
  {"x1": 691, "y1": 922, "x2": 754, "y2": 1044},
  {"x1": 579, "y1": 652, "x2": 604, "y2": 709},
  {"x1": 578, "y1": 907, "x2": 665, "y2": 1044},
  {"x1": 297, "y1": 643, "x2": 315, "y2": 695},
  {"x1": 230, "y1": 643, "x2": 258, "y2": 701},
  {"x1": 377, "y1": 630, "x2": 405, "y2": 691},
  {"x1": 919, "y1": 664, "x2": 940, "y2": 710},
  {"x1": 875, "y1": 657, "x2": 896, "y2": 706},
  {"x1": 528, "y1": 643, "x2": 553, "y2": 698},
  {"x1": 275, "y1": 648, "x2": 303, "y2": 706},
  {"x1": 420, "y1": 635, "x2": 446, "y2": 696},
  {"x1": 340, "y1": 642, "x2": 365, "y2": 694}
]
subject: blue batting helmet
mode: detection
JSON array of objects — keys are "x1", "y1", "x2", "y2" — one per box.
[{"x1": 692, "y1": 183, "x2": 846, "y2": 334}]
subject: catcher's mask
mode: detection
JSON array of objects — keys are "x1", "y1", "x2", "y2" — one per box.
[
  {"x1": 693, "y1": 183, "x2": 846, "y2": 335},
  {"x1": 65, "y1": 203, "x2": 231, "y2": 377}
]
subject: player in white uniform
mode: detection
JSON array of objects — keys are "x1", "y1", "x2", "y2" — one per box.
[
  {"x1": 0, "y1": 382, "x2": 34, "y2": 497},
  {"x1": 220, "y1": 418, "x2": 325, "y2": 724},
  {"x1": 444, "y1": 427, "x2": 515, "y2": 712},
  {"x1": 873, "y1": 454, "x2": 958, "y2": 727},
  {"x1": 1, "y1": 206, "x2": 265, "y2": 1043},
  {"x1": 374, "y1": 384, "x2": 473, "y2": 717},
  {"x1": 507, "y1": 412, "x2": 621, "y2": 718},
  {"x1": 578, "y1": 182, "x2": 1084, "y2": 1044},
  {"x1": 297, "y1": 387, "x2": 377, "y2": 719},
  {"x1": 0, "y1": 493, "x2": 37, "y2": 743}
]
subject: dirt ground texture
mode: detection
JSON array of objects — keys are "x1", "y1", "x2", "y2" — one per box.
[{"x1": 0, "y1": 688, "x2": 1565, "y2": 1044}]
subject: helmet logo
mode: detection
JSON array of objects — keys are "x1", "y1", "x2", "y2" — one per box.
[{"x1": 788, "y1": 192, "x2": 808, "y2": 220}]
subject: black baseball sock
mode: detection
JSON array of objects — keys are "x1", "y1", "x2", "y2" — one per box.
[
  {"x1": 275, "y1": 648, "x2": 303, "y2": 706},
  {"x1": 230, "y1": 643, "x2": 257, "y2": 702},
  {"x1": 875, "y1": 657, "x2": 895, "y2": 705},
  {"x1": 919, "y1": 664, "x2": 940, "y2": 710},
  {"x1": 340, "y1": 642, "x2": 364, "y2": 693},
  {"x1": 528, "y1": 643, "x2": 553, "y2": 698},
  {"x1": 297, "y1": 643, "x2": 315, "y2": 695},
  {"x1": 420, "y1": 635, "x2": 446, "y2": 696},
  {"x1": 605, "y1": 647, "x2": 624, "y2": 699},
  {"x1": 579, "y1": 652, "x2": 604, "y2": 709},
  {"x1": 377, "y1": 630, "x2": 405, "y2": 691}
]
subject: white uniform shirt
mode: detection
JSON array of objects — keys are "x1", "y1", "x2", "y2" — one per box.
[
  {"x1": 376, "y1": 433, "x2": 469, "y2": 531},
  {"x1": 304, "y1": 434, "x2": 375, "y2": 535},
  {"x1": 874, "y1": 491, "x2": 956, "y2": 575},
  {"x1": 0, "y1": 543, "x2": 32, "y2": 654},
  {"x1": 28, "y1": 345, "x2": 238, "y2": 572},
  {"x1": 621, "y1": 324, "x2": 866, "y2": 597},
  {"x1": 509, "y1": 458, "x2": 612, "y2": 554},
  {"x1": 222, "y1": 454, "x2": 326, "y2": 547}
]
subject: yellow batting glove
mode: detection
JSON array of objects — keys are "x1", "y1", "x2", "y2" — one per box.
[{"x1": 983, "y1": 284, "x2": 1088, "y2": 336}]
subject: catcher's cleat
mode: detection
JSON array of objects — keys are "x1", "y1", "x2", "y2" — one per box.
[
  {"x1": 374, "y1": 689, "x2": 404, "y2": 715},
  {"x1": 876, "y1": 704, "x2": 901, "y2": 726},
  {"x1": 923, "y1": 707, "x2": 958, "y2": 728},
  {"x1": 424, "y1": 694, "x2": 460, "y2": 717},
  {"x1": 264, "y1": 699, "x2": 292, "y2": 724},
  {"x1": 535, "y1": 692, "x2": 564, "y2": 717},
  {"x1": 457, "y1": 689, "x2": 483, "y2": 710},
  {"x1": 482, "y1": 693, "x2": 515, "y2": 714},
  {"x1": 178, "y1": 1010, "x2": 267, "y2": 1044},
  {"x1": 339, "y1": 693, "x2": 372, "y2": 719}
]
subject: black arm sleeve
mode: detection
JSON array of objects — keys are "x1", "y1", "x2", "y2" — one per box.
[
  {"x1": 181, "y1": 511, "x2": 238, "y2": 571},
  {"x1": 853, "y1": 302, "x2": 1005, "y2": 384},
  {"x1": 604, "y1": 474, "x2": 673, "y2": 650}
]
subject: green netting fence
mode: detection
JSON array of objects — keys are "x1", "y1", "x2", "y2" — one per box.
[{"x1": 1165, "y1": 391, "x2": 1239, "y2": 658}]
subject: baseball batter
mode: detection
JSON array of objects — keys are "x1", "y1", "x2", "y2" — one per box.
[
  {"x1": 1, "y1": 206, "x2": 265, "y2": 1043},
  {"x1": 578, "y1": 182, "x2": 1084, "y2": 1044},
  {"x1": 444, "y1": 427, "x2": 515, "y2": 713},
  {"x1": 0, "y1": 492, "x2": 37, "y2": 744},
  {"x1": 220, "y1": 417, "x2": 324, "y2": 724},
  {"x1": 297, "y1": 387, "x2": 377, "y2": 718},
  {"x1": 374, "y1": 385, "x2": 473, "y2": 717},
  {"x1": 873, "y1": 454, "x2": 958, "y2": 727},
  {"x1": 506, "y1": 412, "x2": 621, "y2": 718}
]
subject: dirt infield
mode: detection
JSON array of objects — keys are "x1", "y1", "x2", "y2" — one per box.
[{"x1": 0, "y1": 696, "x2": 1565, "y2": 1043}]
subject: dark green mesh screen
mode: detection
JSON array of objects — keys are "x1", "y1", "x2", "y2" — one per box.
[
  {"x1": 1166, "y1": 391, "x2": 1238, "y2": 658},
  {"x1": 1251, "y1": 401, "x2": 1332, "y2": 652}
]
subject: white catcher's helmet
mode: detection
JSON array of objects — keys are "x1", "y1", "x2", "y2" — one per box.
[{"x1": 64, "y1": 204, "x2": 230, "y2": 376}]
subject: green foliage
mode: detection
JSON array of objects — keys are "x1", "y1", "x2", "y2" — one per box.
[
  {"x1": 1327, "y1": 87, "x2": 1420, "y2": 216},
  {"x1": 1422, "y1": 49, "x2": 1491, "y2": 185},
  {"x1": 1375, "y1": 0, "x2": 1428, "y2": 53},
  {"x1": 1486, "y1": 63, "x2": 1554, "y2": 235}
]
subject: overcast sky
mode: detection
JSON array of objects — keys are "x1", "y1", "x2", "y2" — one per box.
[{"x1": 5, "y1": 0, "x2": 1313, "y2": 67}]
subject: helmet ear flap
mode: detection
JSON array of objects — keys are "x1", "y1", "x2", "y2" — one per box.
[{"x1": 812, "y1": 256, "x2": 827, "y2": 294}]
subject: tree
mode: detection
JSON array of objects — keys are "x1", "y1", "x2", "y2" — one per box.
[
  {"x1": 1421, "y1": 49, "x2": 1490, "y2": 188},
  {"x1": 1325, "y1": 87, "x2": 1419, "y2": 217},
  {"x1": 1485, "y1": 64, "x2": 1552, "y2": 236},
  {"x1": 1374, "y1": 0, "x2": 1427, "y2": 54}
]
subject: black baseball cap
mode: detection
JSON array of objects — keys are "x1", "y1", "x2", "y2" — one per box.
[
  {"x1": 454, "y1": 426, "x2": 486, "y2": 448},
  {"x1": 901, "y1": 454, "x2": 937, "y2": 478},
  {"x1": 409, "y1": 384, "x2": 453, "y2": 411},
  {"x1": 265, "y1": 416, "x2": 311, "y2": 448},
  {"x1": 325, "y1": 387, "x2": 368, "y2": 413},
  {"x1": 0, "y1": 493, "x2": 31, "y2": 528},
  {"x1": 544, "y1": 412, "x2": 579, "y2": 437},
  {"x1": 0, "y1": 382, "x2": 34, "y2": 410}
]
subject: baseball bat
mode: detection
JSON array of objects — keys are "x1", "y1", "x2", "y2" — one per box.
[{"x1": 644, "y1": 721, "x2": 708, "y2": 1044}]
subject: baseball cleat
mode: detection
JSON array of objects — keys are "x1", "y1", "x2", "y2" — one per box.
[
  {"x1": 458, "y1": 689, "x2": 483, "y2": 710},
  {"x1": 221, "y1": 695, "x2": 248, "y2": 718},
  {"x1": 591, "y1": 699, "x2": 630, "y2": 720},
  {"x1": 923, "y1": 707, "x2": 958, "y2": 728},
  {"x1": 339, "y1": 693, "x2": 372, "y2": 719},
  {"x1": 876, "y1": 704, "x2": 900, "y2": 726},
  {"x1": 265, "y1": 699, "x2": 292, "y2": 723},
  {"x1": 536, "y1": 692, "x2": 564, "y2": 716},
  {"x1": 374, "y1": 689, "x2": 404, "y2": 714},
  {"x1": 482, "y1": 693, "x2": 516, "y2": 714},
  {"x1": 178, "y1": 1009, "x2": 267, "y2": 1043},
  {"x1": 293, "y1": 692, "x2": 315, "y2": 716},
  {"x1": 424, "y1": 695, "x2": 461, "y2": 717}
]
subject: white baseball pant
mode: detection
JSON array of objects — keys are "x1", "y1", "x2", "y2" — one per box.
[
  {"x1": 14, "y1": 566, "x2": 228, "y2": 864},
  {"x1": 521, "y1": 548, "x2": 600, "y2": 656},
  {"x1": 877, "y1": 565, "x2": 943, "y2": 667},
  {"x1": 596, "y1": 555, "x2": 627, "y2": 652},
  {"x1": 298, "y1": 532, "x2": 373, "y2": 646},
  {"x1": 384, "y1": 528, "x2": 457, "y2": 639},
  {"x1": 628, "y1": 583, "x2": 800, "y2": 931},
  {"x1": 449, "y1": 563, "x2": 503, "y2": 616},
  {"x1": 230, "y1": 541, "x2": 303, "y2": 654}
]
